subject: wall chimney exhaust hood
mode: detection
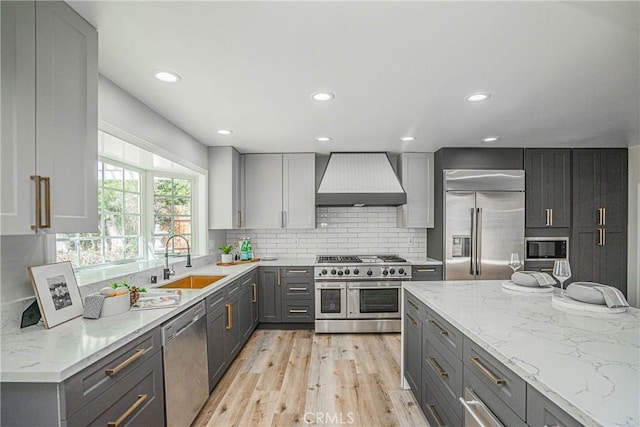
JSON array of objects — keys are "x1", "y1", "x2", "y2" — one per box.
[{"x1": 316, "y1": 152, "x2": 407, "y2": 206}]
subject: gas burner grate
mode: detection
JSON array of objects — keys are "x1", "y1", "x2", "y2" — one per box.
[
  {"x1": 377, "y1": 255, "x2": 407, "y2": 263},
  {"x1": 317, "y1": 255, "x2": 362, "y2": 263}
]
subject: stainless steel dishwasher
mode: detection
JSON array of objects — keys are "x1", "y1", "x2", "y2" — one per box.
[{"x1": 162, "y1": 301, "x2": 208, "y2": 427}]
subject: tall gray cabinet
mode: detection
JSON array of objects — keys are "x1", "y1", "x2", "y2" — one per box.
[
  {"x1": 524, "y1": 148, "x2": 571, "y2": 228},
  {"x1": 571, "y1": 149, "x2": 628, "y2": 294}
]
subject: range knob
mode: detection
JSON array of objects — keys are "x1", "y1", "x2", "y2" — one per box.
[
  {"x1": 321, "y1": 269, "x2": 327, "y2": 275},
  {"x1": 398, "y1": 268, "x2": 405, "y2": 275},
  {"x1": 344, "y1": 269, "x2": 350, "y2": 275},
  {"x1": 353, "y1": 269, "x2": 360, "y2": 275},
  {"x1": 389, "y1": 268, "x2": 396, "y2": 275},
  {"x1": 366, "y1": 270, "x2": 373, "y2": 276},
  {"x1": 382, "y1": 269, "x2": 389, "y2": 276},
  {"x1": 337, "y1": 270, "x2": 343, "y2": 276},
  {"x1": 331, "y1": 269, "x2": 337, "y2": 275}
]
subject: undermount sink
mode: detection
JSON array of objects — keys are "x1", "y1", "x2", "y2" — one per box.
[{"x1": 159, "y1": 275, "x2": 226, "y2": 289}]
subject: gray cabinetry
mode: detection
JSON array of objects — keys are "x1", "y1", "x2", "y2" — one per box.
[
  {"x1": 403, "y1": 292, "x2": 423, "y2": 401},
  {"x1": 259, "y1": 266, "x2": 314, "y2": 324},
  {"x1": 572, "y1": 148, "x2": 628, "y2": 294},
  {"x1": 525, "y1": 148, "x2": 571, "y2": 228},
  {"x1": 224, "y1": 279, "x2": 242, "y2": 359},
  {"x1": 412, "y1": 265, "x2": 443, "y2": 281},
  {"x1": 206, "y1": 288, "x2": 227, "y2": 391},
  {"x1": 527, "y1": 385, "x2": 581, "y2": 427},
  {"x1": 1, "y1": 328, "x2": 165, "y2": 426}
]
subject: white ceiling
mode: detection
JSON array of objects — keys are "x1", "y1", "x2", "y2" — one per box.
[{"x1": 68, "y1": 1, "x2": 640, "y2": 154}]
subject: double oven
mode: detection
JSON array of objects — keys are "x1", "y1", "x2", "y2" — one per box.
[{"x1": 314, "y1": 255, "x2": 412, "y2": 333}]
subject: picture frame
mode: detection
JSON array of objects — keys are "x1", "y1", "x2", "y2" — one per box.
[{"x1": 28, "y1": 261, "x2": 84, "y2": 328}]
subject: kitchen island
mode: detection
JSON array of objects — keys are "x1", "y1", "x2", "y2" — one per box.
[{"x1": 403, "y1": 280, "x2": 639, "y2": 427}]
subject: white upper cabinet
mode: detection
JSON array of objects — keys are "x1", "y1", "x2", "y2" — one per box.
[
  {"x1": 208, "y1": 146, "x2": 244, "y2": 229},
  {"x1": 397, "y1": 152, "x2": 434, "y2": 228},
  {"x1": 1, "y1": 1, "x2": 98, "y2": 235},
  {"x1": 244, "y1": 153, "x2": 315, "y2": 229}
]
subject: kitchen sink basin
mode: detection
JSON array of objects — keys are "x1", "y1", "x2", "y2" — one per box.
[{"x1": 159, "y1": 275, "x2": 226, "y2": 289}]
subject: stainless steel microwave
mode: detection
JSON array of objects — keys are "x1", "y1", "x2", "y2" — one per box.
[{"x1": 525, "y1": 237, "x2": 569, "y2": 261}]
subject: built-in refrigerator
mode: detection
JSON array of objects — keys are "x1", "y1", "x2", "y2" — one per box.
[{"x1": 444, "y1": 170, "x2": 525, "y2": 280}]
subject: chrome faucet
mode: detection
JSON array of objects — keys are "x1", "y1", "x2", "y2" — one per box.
[{"x1": 163, "y1": 234, "x2": 192, "y2": 280}]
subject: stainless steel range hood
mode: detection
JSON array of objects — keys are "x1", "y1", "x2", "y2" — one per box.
[{"x1": 316, "y1": 152, "x2": 407, "y2": 206}]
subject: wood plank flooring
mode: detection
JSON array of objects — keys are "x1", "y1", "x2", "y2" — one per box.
[{"x1": 193, "y1": 330, "x2": 428, "y2": 427}]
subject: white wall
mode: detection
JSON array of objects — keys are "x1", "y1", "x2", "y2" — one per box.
[
  {"x1": 226, "y1": 207, "x2": 427, "y2": 258},
  {"x1": 628, "y1": 145, "x2": 640, "y2": 307},
  {"x1": 98, "y1": 75, "x2": 208, "y2": 171}
]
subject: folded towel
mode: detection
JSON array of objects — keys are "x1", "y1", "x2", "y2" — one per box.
[
  {"x1": 570, "y1": 282, "x2": 629, "y2": 308},
  {"x1": 512, "y1": 271, "x2": 556, "y2": 287},
  {"x1": 83, "y1": 294, "x2": 106, "y2": 319}
]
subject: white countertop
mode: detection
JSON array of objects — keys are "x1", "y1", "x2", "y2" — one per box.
[{"x1": 403, "y1": 281, "x2": 640, "y2": 427}]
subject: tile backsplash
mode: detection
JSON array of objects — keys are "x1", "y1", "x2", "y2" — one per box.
[{"x1": 226, "y1": 207, "x2": 427, "y2": 258}]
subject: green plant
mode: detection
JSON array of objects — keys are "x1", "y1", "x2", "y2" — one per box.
[
  {"x1": 219, "y1": 244, "x2": 234, "y2": 254},
  {"x1": 110, "y1": 279, "x2": 147, "y2": 293}
]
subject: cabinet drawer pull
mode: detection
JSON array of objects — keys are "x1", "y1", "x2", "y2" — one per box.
[
  {"x1": 225, "y1": 304, "x2": 233, "y2": 329},
  {"x1": 238, "y1": 210, "x2": 242, "y2": 228},
  {"x1": 277, "y1": 269, "x2": 281, "y2": 286},
  {"x1": 598, "y1": 228, "x2": 604, "y2": 246},
  {"x1": 105, "y1": 349, "x2": 146, "y2": 376},
  {"x1": 107, "y1": 394, "x2": 148, "y2": 427},
  {"x1": 289, "y1": 309, "x2": 308, "y2": 314},
  {"x1": 603, "y1": 208, "x2": 606, "y2": 226},
  {"x1": 407, "y1": 313, "x2": 418, "y2": 326},
  {"x1": 539, "y1": 268, "x2": 554, "y2": 272},
  {"x1": 428, "y1": 319, "x2": 449, "y2": 336},
  {"x1": 252, "y1": 283, "x2": 257, "y2": 303},
  {"x1": 289, "y1": 287, "x2": 308, "y2": 291},
  {"x1": 417, "y1": 268, "x2": 436, "y2": 273},
  {"x1": 602, "y1": 228, "x2": 606, "y2": 246},
  {"x1": 426, "y1": 404, "x2": 445, "y2": 427},
  {"x1": 598, "y1": 208, "x2": 604, "y2": 226},
  {"x1": 545, "y1": 208, "x2": 551, "y2": 227},
  {"x1": 407, "y1": 299, "x2": 419, "y2": 311},
  {"x1": 427, "y1": 356, "x2": 448, "y2": 377},
  {"x1": 31, "y1": 175, "x2": 41, "y2": 230},
  {"x1": 287, "y1": 270, "x2": 308, "y2": 274},
  {"x1": 469, "y1": 356, "x2": 506, "y2": 385}
]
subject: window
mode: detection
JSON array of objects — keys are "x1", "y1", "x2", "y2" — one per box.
[{"x1": 57, "y1": 160, "x2": 194, "y2": 268}]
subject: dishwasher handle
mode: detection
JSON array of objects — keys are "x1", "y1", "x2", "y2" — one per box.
[{"x1": 459, "y1": 388, "x2": 504, "y2": 427}]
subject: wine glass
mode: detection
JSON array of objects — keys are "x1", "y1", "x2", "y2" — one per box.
[
  {"x1": 508, "y1": 253, "x2": 522, "y2": 274},
  {"x1": 553, "y1": 259, "x2": 572, "y2": 296}
]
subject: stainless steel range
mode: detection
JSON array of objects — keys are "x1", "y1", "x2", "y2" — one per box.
[{"x1": 314, "y1": 255, "x2": 412, "y2": 333}]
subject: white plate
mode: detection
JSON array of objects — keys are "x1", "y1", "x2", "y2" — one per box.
[
  {"x1": 261, "y1": 255, "x2": 277, "y2": 261},
  {"x1": 501, "y1": 281, "x2": 554, "y2": 293},
  {"x1": 551, "y1": 294, "x2": 626, "y2": 314}
]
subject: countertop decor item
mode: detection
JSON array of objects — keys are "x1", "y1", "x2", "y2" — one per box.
[
  {"x1": 27, "y1": 261, "x2": 84, "y2": 328},
  {"x1": 216, "y1": 258, "x2": 260, "y2": 266},
  {"x1": 110, "y1": 279, "x2": 147, "y2": 305},
  {"x1": 219, "y1": 244, "x2": 235, "y2": 263},
  {"x1": 501, "y1": 281, "x2": 554, "y2": 293},
  {"x1": 551, "y1": 294, "x2": 627, "y2": 314}
]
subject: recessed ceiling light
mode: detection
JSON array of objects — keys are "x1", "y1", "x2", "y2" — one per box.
[
  {"x1": 466, "y1": 92, "x2": 491, "y2": 102},
  {"x1": 312, "y1": 92, "x2": 335, "y2": 101},
  {"x1": 401, "y1": 136, "x2": 416, "y2": 142},
  {"x1": 153, "y1": 70, "x2": 181, "y2": 83},
  {"x1": 316, "y1": 136, "x2": 332, "y2": 142},
  {"x1": 217, "y1": 129, "x2": 233, "y2": 135},
  {"x1": 481, "y1": 136, "x2": 500, "y2": 143}
]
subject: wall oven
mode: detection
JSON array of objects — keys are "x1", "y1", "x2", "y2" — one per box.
[{"x1": 525, "y1": 237, "x2": 569, "y2": 261}]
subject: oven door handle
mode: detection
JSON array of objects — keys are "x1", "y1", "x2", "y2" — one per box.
[
  {"x1": 315, "y1": 282, "x2": 347, "y2": 289},
  {"x1": 347, "y1": 282, "x2": 402, "y2": 289}
]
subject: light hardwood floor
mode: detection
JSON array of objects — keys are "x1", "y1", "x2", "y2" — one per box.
[{"x1": 193, "y1": 330, "x2": 429, "y2": 427}]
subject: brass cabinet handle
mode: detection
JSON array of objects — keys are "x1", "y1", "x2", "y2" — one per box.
[
  {"x1": 426, "y1": 404, "x2": 444, "y2": 427},
  {"x1": 31, "y1": 175, "x2": 41, "y2": 230},
  {"x1": 416, "y1": 268, "x2": 436, "y2": 273},
  {"x1": 238, "y1": 210, "x2": 242, "y2": 228},
  {"x1": 277, "y1": 269, "x2": 281, "y2": 286},
  {"x1": 603, "y1": 208, "x2": 606, "y2": 226},
  {"x1": 407, "y1": 313, "x2": 418, "y2": 326},
  {"x1": 545, "y1": 208, "x2": 551, "y2": 226},
  {"x1": 598, "y1": 208, "x2": 604, "y2": 226},
  {"x1": 598, "y1": 229, "x2": 604, "y2": 246},
  {"x1": 107, "y1": 394, "x2": 148, "y2": 427},
  {"x1": 225, "y1": 303, "x2": 233, "y2": 329},
  {"x1": 539, "y1": 268, "x2": 554, "y2": 272},
  {"x1": 289, "y1": 309, "x2": 308, "y2": 314},
  {"x1": 602, "y1": 228, "x2": 606, "y2": 246},
  {"x1": 289, "y1": 287, "x2": 308, "y2": 291},
  {"x1": 42, "y1": 176, "x2": 51, "y2": 228},
  {"x1": 427, "y1": 356, "x2": 448, "y2": 377},
  {"x1": 469, "y1": 356, "x2": 506, "y2": 385},
  {"x1": 407, "y1": 299, "x2": 419, "y2": 311},
  {"x1": 287, "y1": 270, "x2": 308, "y2": 274},
  {"x1": 549, "y1": 208, "x2": 553, "y2": 226},
  {"x1": 105, "y1": 349, "x2": 146, "y2": 376},
  {"x1": 252, "y1": 283, "x2": 257, "y2": 303},
  {"x1": 428, "y1": 319, "x2": 449, "y2": 336}
]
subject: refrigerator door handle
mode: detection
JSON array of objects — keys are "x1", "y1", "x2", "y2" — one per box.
[
  {"x1": 476, "y1": 208, "x2": 483, "y2": 276},
  {"x1": 470, "y1": 208, "x2": 476, "y2": 275}
]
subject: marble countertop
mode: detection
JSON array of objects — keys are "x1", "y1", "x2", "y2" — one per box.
[
  {"x1": 0, "y1": 262, "x2": 260, "y2": 383},
  {"x1": 404, "y1": 281, "x2": 640, "y2": 427}
]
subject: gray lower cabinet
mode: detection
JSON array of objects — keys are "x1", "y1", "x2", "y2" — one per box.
[
  {"x1": 412, "y1": 265, "x2": 443, "y2": 281},
  {"x1": 403, "y1": 292, "x2": 423, "y2": 402},
  {"x1": 1, "y1": 328, "x2": 165, "y2": 426},
  {"x1": 259, "y1": 266, "x2": 314, "y2": 324},
  {"x1": 404, "y1": 291, "x2": 580, "y2": 427},
  {"x1": 206, "y1": 288, "x2": 227, "y2": 391}
]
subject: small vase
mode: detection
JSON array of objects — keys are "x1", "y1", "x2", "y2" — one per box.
[{"x1": 221, "y1": 254, "x2": 233, "y2": 263}]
